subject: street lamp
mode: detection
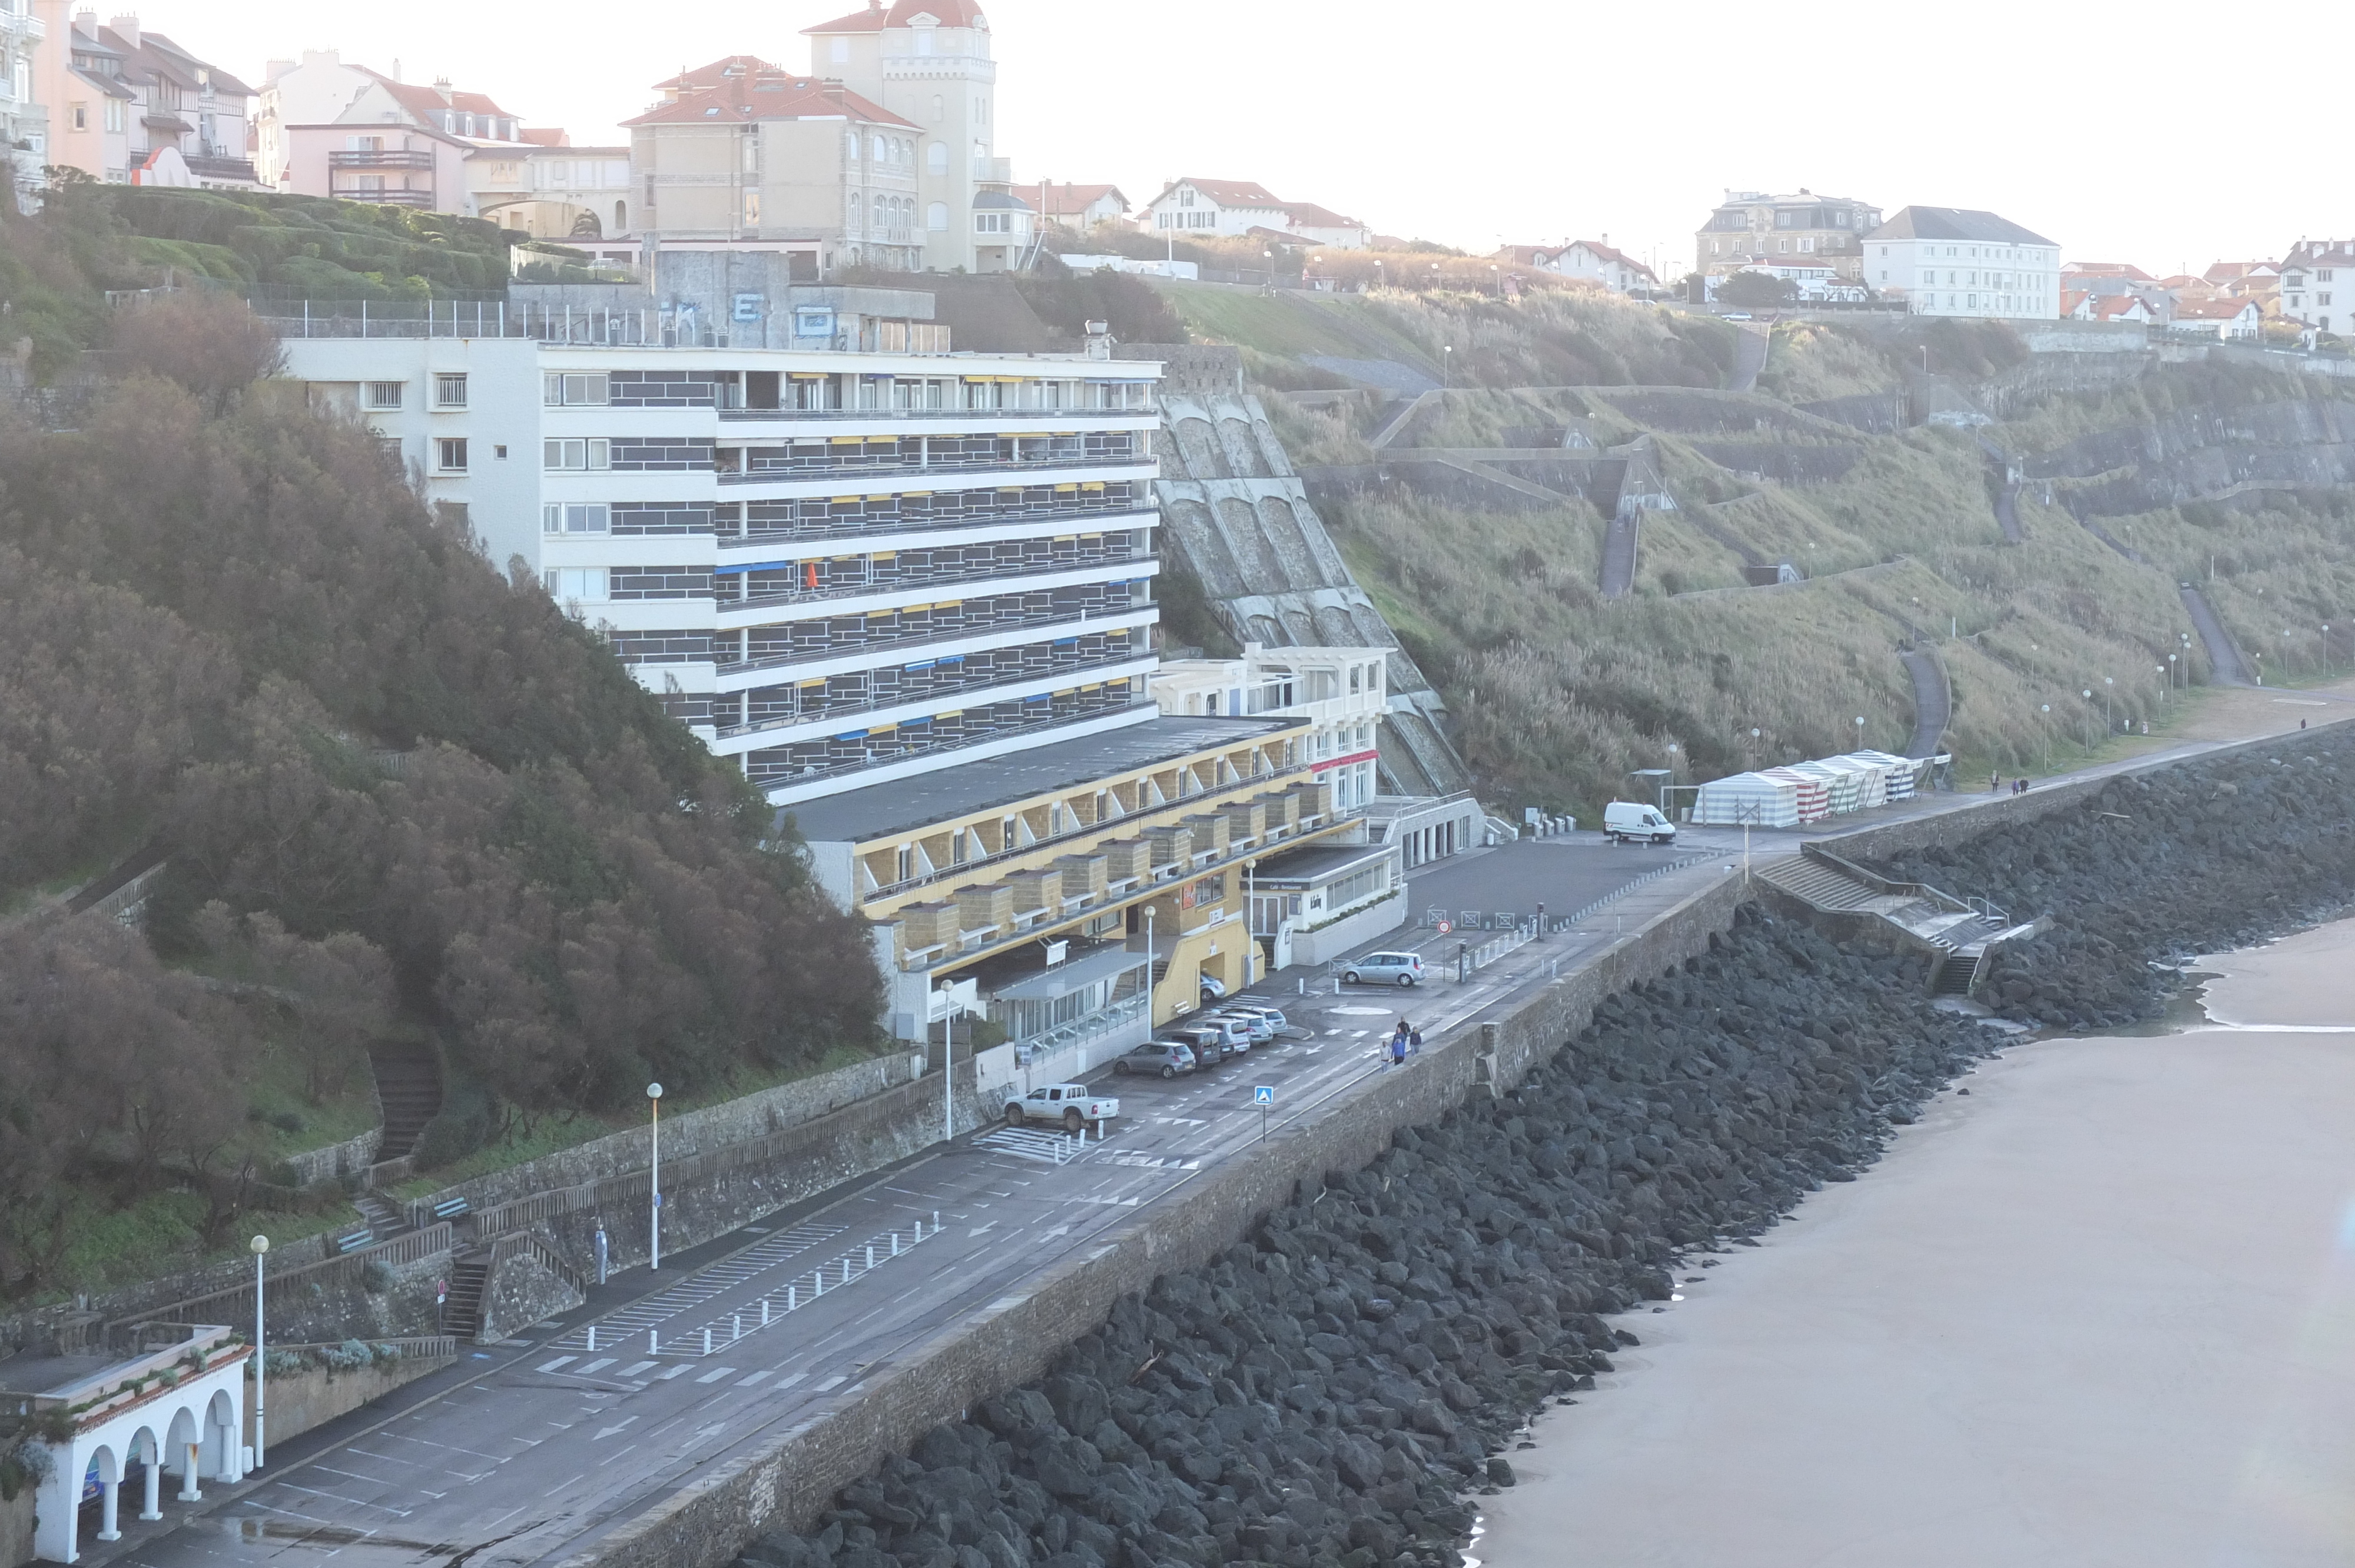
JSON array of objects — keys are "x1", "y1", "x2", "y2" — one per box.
[
  {"x1": 1854, "y1": 716, "x2": 1866, "y2": 752},
  {"x1": 2103, "y1": 676, "x2": 2114, "y2": 733},
  {"x1": 250, "y1": 1234, "x2": 269, "y2": 1471},
  {"x1": 2081, "y1": 689, "x2": 2095, "y2": 752},
  {"x1": 2039, "y1": 703, "x2": 2051, "y2": 772},
  {"x1": 646, "y1": 1082, "x2": 664, "y2": 1270},
  {"x1": 1490, "y1": 263, "x2": 1501, "y2": 297},
  {"x1": 1441, "y1": 343, "x2": 1452, "y2": 386}
]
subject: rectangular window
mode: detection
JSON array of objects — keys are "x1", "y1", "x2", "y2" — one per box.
[
  {"x1": 743, "y1": 190, "x2": 762, "y2": 225},
  {"x1": 364, "y1": 380, "x2": 405, "y2": 410},
  {"x1": 543, "y1": 438, "x2": 611, "y2": 471},
  {"x1": 543, "y1": 372, "x2": 610, "y2": 406},
  {"x1": 69, "y1": 102, "x2": 87, "y2": 131},
  {"x1": 434, "y1": 373, "x2": 468, "y2": 407},
  {"x1": 104, "y1": 98, "x2": 124, "y2": 133},
  {"x1": 542, "y1": 503, "x2": 611, "y2": 534},
  {"x1": 435, "y1": 437, "x2": 469, "y2": 471},
  {"x1": 541, "y1": 566, "x2": 609, "y2": 603},
  {"x1": 2324, "y1": 293, "x2": 2334, "y2": 307},
  {"x1": 2324, "y1": 270, "x2": 2336, "y2": 282}
]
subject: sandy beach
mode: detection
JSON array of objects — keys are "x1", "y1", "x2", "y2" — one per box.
[{"x1": 1474, "y1": 921, "x2": 2355, "y2": 1567}]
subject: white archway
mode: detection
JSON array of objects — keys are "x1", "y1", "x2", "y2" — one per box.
[{"x1": 31, "y1": 1329, "x2": 246, "y2": 1563}]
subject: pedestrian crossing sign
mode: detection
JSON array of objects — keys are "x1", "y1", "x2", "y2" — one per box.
[{"x1": 1254, "y1": 1085, "x2": 1274, "y2": 1104}]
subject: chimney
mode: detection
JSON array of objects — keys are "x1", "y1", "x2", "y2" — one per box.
[
  {"x1": 433, "y1": 75, "x2": 454, "y2": 104},
  {"x1": 73, "y1": 8, "x2": 96, "y2": 36},
  {"x1": 107, "y1": 11, "x2": 136, "y2": 48}
]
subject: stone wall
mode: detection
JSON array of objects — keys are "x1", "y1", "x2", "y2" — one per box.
[
  {"x1": 479, "y1": 1248, "x2": 584, "y2": 1345},
  {"x1": 0, "y1": 1480, "x2": 31, "y2": 1568},
  {"x1": 417, "y1": 1054, "x2": 922, "y2": 1218},
  {"x1": 241, "y1": 1354, "x2": 451, "y2": 1450},
  {"x1": 281, "y1": 1124, "x2": 383, "y2": 1188}
]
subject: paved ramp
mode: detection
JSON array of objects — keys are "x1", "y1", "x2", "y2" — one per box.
[
  {"x1": 2180, "y1": 586, "x2": 2254, "y2": 685},
  {"x1": 1901, "y1": 646, "x2": 1951, "y2": 758}
]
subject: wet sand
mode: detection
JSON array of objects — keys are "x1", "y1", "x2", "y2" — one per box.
[{"x1": 1476, "y1": 921, "x2": 2355, "y2": 1567}]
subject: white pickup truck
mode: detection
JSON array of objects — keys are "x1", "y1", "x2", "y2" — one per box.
[{"x1": 1003, "y1": 1082, "x2": 1119, "y2": 1131}]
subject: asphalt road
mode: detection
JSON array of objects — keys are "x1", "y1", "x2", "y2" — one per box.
[{"x1": 86, "y1": 841, "x2": 1722, "y2": 1568}]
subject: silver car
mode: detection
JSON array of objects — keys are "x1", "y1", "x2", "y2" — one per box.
[
  {"x1": 1226, "y1": 1002, "x2": 1292, "y2": 1035},
  {"x1": 1342, "y1": 951, "x2": 1425, "y2": 987},
  {"x1": 1113, "y1": 1042, "x2": 1197, "y2": 1079},
  {"x1": 1205, "y1": 1010, "x2": 1273, "y2": 1045}
]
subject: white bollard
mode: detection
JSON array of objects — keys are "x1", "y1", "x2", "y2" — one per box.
[
  {"x1": 891, "y1": 1232, "x2": 900, "y2": 1257},
  {"x1": 703, "y1": 1327, "x2": 712, "y2": 1354},
  {"x1": 649, "y1": 1330, "x2": 658, "y2": 1353},
  {"x1": 732, "y1": 1313, "x2": 741, "y2": 1339},
  {"x1": 587, "y1": 1325, "x2": 596, "y2": 1353},
  {"x1": 841, "y1": 1257, "x2": 851, "y2": 1284},
  {"x1": 866, "y1": 1244, "x2": 874, "y2": 1270},
  {"x1": 788, "y1": 1284, "x2": 798, "y2": 1310},
  {"x1": 813, "y1": 1269, "x2": 822, "y2": 1297},
  {"x1": 762, "y1": 1299, "x2": 771, "y2": 1326}
]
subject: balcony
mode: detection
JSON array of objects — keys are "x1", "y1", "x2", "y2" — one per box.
[
  {"x1": 717, "y1": 404, "x2": 1153, "y2": 423},
  {"x1": 330, "y1": 148, "x2": 436, "y2": 170},
  {"x1": 719, "y1": 599, "x2": 1152, "y2": 679},
  {"x1": 719, "y1": 545, "x2": 1149, "y2": 615},
  {"x1": 721, "y1": 435, "x2": 1146, "y2": 487},
  {"x1": 722, "y1": 496, "x2": 1149, "y2": 549},
  {"x1": 717, "y1": 645, "x2": 1150, "y2": 741},
  {"x1": 745, "y1": 692, "x2": 1157, "y2": 793},
  {"x1": 331, "y1": 187, "x2": 437, "y2": 208}
]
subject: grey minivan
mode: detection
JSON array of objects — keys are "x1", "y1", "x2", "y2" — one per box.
[{"x1": 1341, "y1": 951, "x2": 1425, "y2": 987}]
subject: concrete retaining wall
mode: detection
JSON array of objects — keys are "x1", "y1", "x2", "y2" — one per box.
[
  {"x1": 281, "y1": 1124, "x2": 384, "y2": 1188},
  {"x1": 0, "y1": 1479, "x2": 32, "y2": 1568},
  {"x1": 1289, "y1": 892, "x2": 1410, "y2": 966},
  {"x1": 240, "y1": 1356, "x2": 451, "y2": 1450}
]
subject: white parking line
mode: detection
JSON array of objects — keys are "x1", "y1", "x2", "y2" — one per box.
[
  {"x1": 535, "y1": 1356, "x2": 577, "y2": 1374},
  {"x1": 773, "y1": 1372, "x2": 807, "y2": 1390},
  {"x1": 619, "y1": 1360, "x2": 656, "y2": 1377},
  {"x1": 577, "y1": 1358, "x2": 615, "y2": 1375},
  {"x1": 737, "y1": 1368, "x2": 773, "y2": 1387},
  {"x1": 659, "y1": 1364, "x2": 692, "y2": 1380},
  {"x1": 694, "y1": 1366, "x2": 737, "y2": 1384}
]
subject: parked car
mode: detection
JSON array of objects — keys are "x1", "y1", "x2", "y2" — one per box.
[
  {"x1": 1603, "y1": 800, "x2": 1677, "y2": 845},
  {"x1": 1003, "y1": 1082, "x2": 1120, "y2": 1130},
  {"x1": 1205, "y1": 1009, "x2": 1273, "y2": 1044},
  {"x1": 1225, "y1": 1002, "x2": 1293, "y2": 1036},
  {"x1": 1342, "y1": 951, "x2": 1425, "y2": 987},
  {"x1": 1191, "y1": 1014, "x2": 1256, "y2": 1054},
  {"x1": 1162, "y1": 1026, "x2": 1228, "y2": 1068},
  {"x1": 1113, "y1": 1042, "x2": 1196, "y2": 1079}
]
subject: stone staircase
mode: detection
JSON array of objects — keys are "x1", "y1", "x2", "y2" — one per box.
[
  {"x1": 367, "y1": 1042, "x2": 443, "y2": 1164},
  {"x1": 442, "y1": 1253, "x2": 492, "y2": 1340},
  {"x1": 1757, "y1": 846, "x2": 2037, "y2": 998}
]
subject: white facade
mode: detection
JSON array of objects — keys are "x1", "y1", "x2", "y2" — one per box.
[
  {"x1": 2279, "y1": 241, "x2": 2355, "y2": 335},
  {"x1": 1150, "y1": 645, "x2": 1385, "y2": 812},
  {"x1": 1142, "y1": 178, "x2": 1288, "y2": 238},
  {"x1": 1865, "y1": 206, "x2": 2060, "y2": 319},
  {"x1": 1549, "y1": 241, "x2": 1658, "y2": 295},
  {"x1": 1, "y1": 1326, "x2": 250, "y2": 1565},
  {"x1": 255, "y1": 48, "x2": 374, "y2": 191},
  {"x1": 280, "y1": 320, "x2": 1165, "y2": 806}
]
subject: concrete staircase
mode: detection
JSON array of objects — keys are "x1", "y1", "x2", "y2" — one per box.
[
  {"x1": 1757, "y1": 846, "x2": 2036, "y2": 998},
  {"x1": 367, "y1": 1042, "x2": 443, "y2": 1164},
  {"x1": 442, "y1": 1253, "x2": 492, "y2": 1341}
]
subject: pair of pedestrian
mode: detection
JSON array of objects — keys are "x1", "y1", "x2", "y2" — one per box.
[{"x1": 1387, "y1": 1020, "x2": 1422, "y2": 1067}]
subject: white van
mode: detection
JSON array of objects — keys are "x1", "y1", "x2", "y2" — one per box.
[{"x1": 1604, "y1": 801, "x2": 1677, "y2": 845}]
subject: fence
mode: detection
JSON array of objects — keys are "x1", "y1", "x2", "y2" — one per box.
[{"x1": 126, "y1": 1222, "x2": 456, "y2": 1328}]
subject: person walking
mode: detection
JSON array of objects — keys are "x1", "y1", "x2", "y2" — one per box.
[
  {"x1": 1408, "y1": 1025, "x2": 1422, "y2": 1057},
  {"x1": 1389, "y1": 1031, "x2": 1408, "y2": 1068},
  {"x1": 1991, "y1": 769, "x2": 2001, "y2": 793}
]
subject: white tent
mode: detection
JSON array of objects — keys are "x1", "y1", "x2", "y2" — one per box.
[{"x1": 1693, "y1": 772, "x2": 1801, "y2": 828}]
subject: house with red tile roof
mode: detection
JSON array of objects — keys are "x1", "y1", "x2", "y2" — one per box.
[
  {"x1": 2170, "y1": 297, "x2": 2263, "y2": 339},
  {"x1": 1013, "y1": 182, "x2": 1131, "y2": 229},
  {"x1": 1551, "y1": 239, "x2": 1660, "y2": 295},
  {"x1": 1140, "y1": 179, "x2": 1370, "y2": 248},
  {"x1": 626, "y1": 61, "x2": 928, "y2": 273}
]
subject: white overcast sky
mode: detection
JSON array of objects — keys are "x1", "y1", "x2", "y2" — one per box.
[{"x1": 193, "y1": 0, "x2": 2331, "y2": 274}]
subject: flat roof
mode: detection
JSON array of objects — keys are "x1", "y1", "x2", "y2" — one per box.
[
  {"x1": 778, "y1": 716, "x2": 1298, "y2": 844},
  {"x1": 1248, "y1": 839, "x2": 1396, "y2": 887}
]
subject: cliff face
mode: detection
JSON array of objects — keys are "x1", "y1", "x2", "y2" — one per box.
[{"x1": 2025, "y1": 396, "x2": 2355, "y2": 515}]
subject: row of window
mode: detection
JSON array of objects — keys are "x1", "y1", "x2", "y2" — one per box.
[
  {"x1": 367, "y1": 375, "x2": 469, "y2": 410},
  {"x1": 545, "y1": 372, "x2": 1153, "y2": 413}
]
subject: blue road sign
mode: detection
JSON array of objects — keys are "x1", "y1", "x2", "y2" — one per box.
[{"x1": 1254, "y1": 1085, "x2": 1275, "y2": 1105}]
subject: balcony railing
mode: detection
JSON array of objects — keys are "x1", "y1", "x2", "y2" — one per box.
[
  {"x1": 719, "y1": 602, "x2": 1150, "y2": 676},
  {"x1": 718, "y1": 405, "x2": 1153, "y2": 423},
  {"x1": 719, "y1": 549, "x2": 1149, "y2": 613},
  {"x1": 723, "y1": 443, "x2": 1146, "y2": 486},
  {"x1": 748, "y1": 695, "x2": 1158, "y2": 792},
  {"x1": 717, "y1": 647, "x2": 1150, "y2": 740},
  {"x1": 721, "y1": 498, "x2": 1149, "y2": 548},
  {"x1": 330, "y1": 187, "x2": 437, "y2": 208},
  {"x1": 330, "y1": 148, "x2": 435, "y2": 170}
]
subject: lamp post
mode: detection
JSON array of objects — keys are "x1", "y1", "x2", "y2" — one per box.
[
  {"x1": 1144, "y1": 904, "x2": 1156, "y2": 1028},
  {"x1": 2081, "y1": 689, "x2": 2094, "y2": 752},
  {"x1": 2168, "y1": 651, "x2": 2178, "y2": 692},
  {"x1": 1854, "y1": 715, "x2": 1865, "y2": 753},
  {"x1": 1490, "y1": 263, "x2": 1501, "y2": 297},
  {"x1": 646, "y1": 1082, "x2": 664, "y2": 1270},
  {"x1": 250, "y1": 1234, "x2": 269, "y2": 1470},
  {"x1": 2103, "y1": 676, "x2": 2114, "y2": 733},
  {"x1": 1441, "y1": 344, "x2": 1452, "y2": 386},
  {"x1": 2039, "y1": 703, "x2": 2051, "y2": 772}
]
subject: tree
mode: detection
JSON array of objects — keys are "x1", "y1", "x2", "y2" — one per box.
[
  {"x1": 1717, "y1": 270, "x2": 1799, "y2": 308},
  {"x1": 109, "y1": 290, "x2": 284, "y2": 411}
]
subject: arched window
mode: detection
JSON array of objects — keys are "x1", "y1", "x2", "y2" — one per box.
[
  {"x1": 847, "y1": 193, "x2": 864, "y2": 230},
  {"x1": 614, "y1": 200, "x2": 627, "y2": 231},
  {"x1": 873, "y1": 134, "x2": 887, "y2": 161},
  {"x1": 927, "y1": 141, "x2": 947, "y2": 176},
  {"x1": 845, "y1": 131, "x2": 860, "y2": 161},
  {"x1": 927, "y1": 201, "x2": 948, "y2": 231}
]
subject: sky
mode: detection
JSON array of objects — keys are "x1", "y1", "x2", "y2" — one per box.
[{"x1": 188, "y1": 0, "x2": 2340, "y2": 275}]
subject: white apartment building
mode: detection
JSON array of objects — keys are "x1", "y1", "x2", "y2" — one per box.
[
  {"x1": 1150, "y1": 645, "x2": 1385, "y2": 813},
  {"x1": 1, "y1": 0, "x2": 41, "y2": 213},
  {"x1": 277, "y1": 308, "x2": 1165, "y2": 807},
  {"x1": 2279, "y1": 240, "x2": 2355, "y2": 335},
  {"x1": 1865, "y1": 206, "x2": 2060, "y2": 319}
]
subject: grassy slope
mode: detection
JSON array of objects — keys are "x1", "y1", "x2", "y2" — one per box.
[{"x1": 1188, "y1": 286, "x2": 2327, "y2": 815}]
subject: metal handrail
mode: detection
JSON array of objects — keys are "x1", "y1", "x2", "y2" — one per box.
[
  {"x1": 717, "y1": 500, "x2": 1150, "y2": 549},
  {"x1": 723, "y1": 452, "x2": 1149, "y2": 486},
  {"x1": 719, "y1": 549, "x2": 1147, "y2": 612},
  {"x1": 754, "y1": 697, "x2": 1161, "y2": 793},
  {"x1": 715, "y1": 649, "x2": 1150, "y2": 740},
  {"x1": 717, "y1": 604, "x2": 1151, "y2": 678}
]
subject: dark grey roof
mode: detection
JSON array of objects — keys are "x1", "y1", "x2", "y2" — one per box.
[
  {"x1": 778, "y1": 715, "x2": 1299, "y2": 845},
  {"x1": 1866, "y1": 207, "x2": 2057, "y2": 247},
  {"x1": 1246, "y1": 840, "x2": 1395, "y2": 887}
]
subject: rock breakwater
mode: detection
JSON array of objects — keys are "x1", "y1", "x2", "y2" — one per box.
[
  {"x1": 741, "y1": 908, "x2": 1992, "y2": 1568},
  {"x1": 1888, "y1": 732, "x2": 2355, "y2": 1029}
]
